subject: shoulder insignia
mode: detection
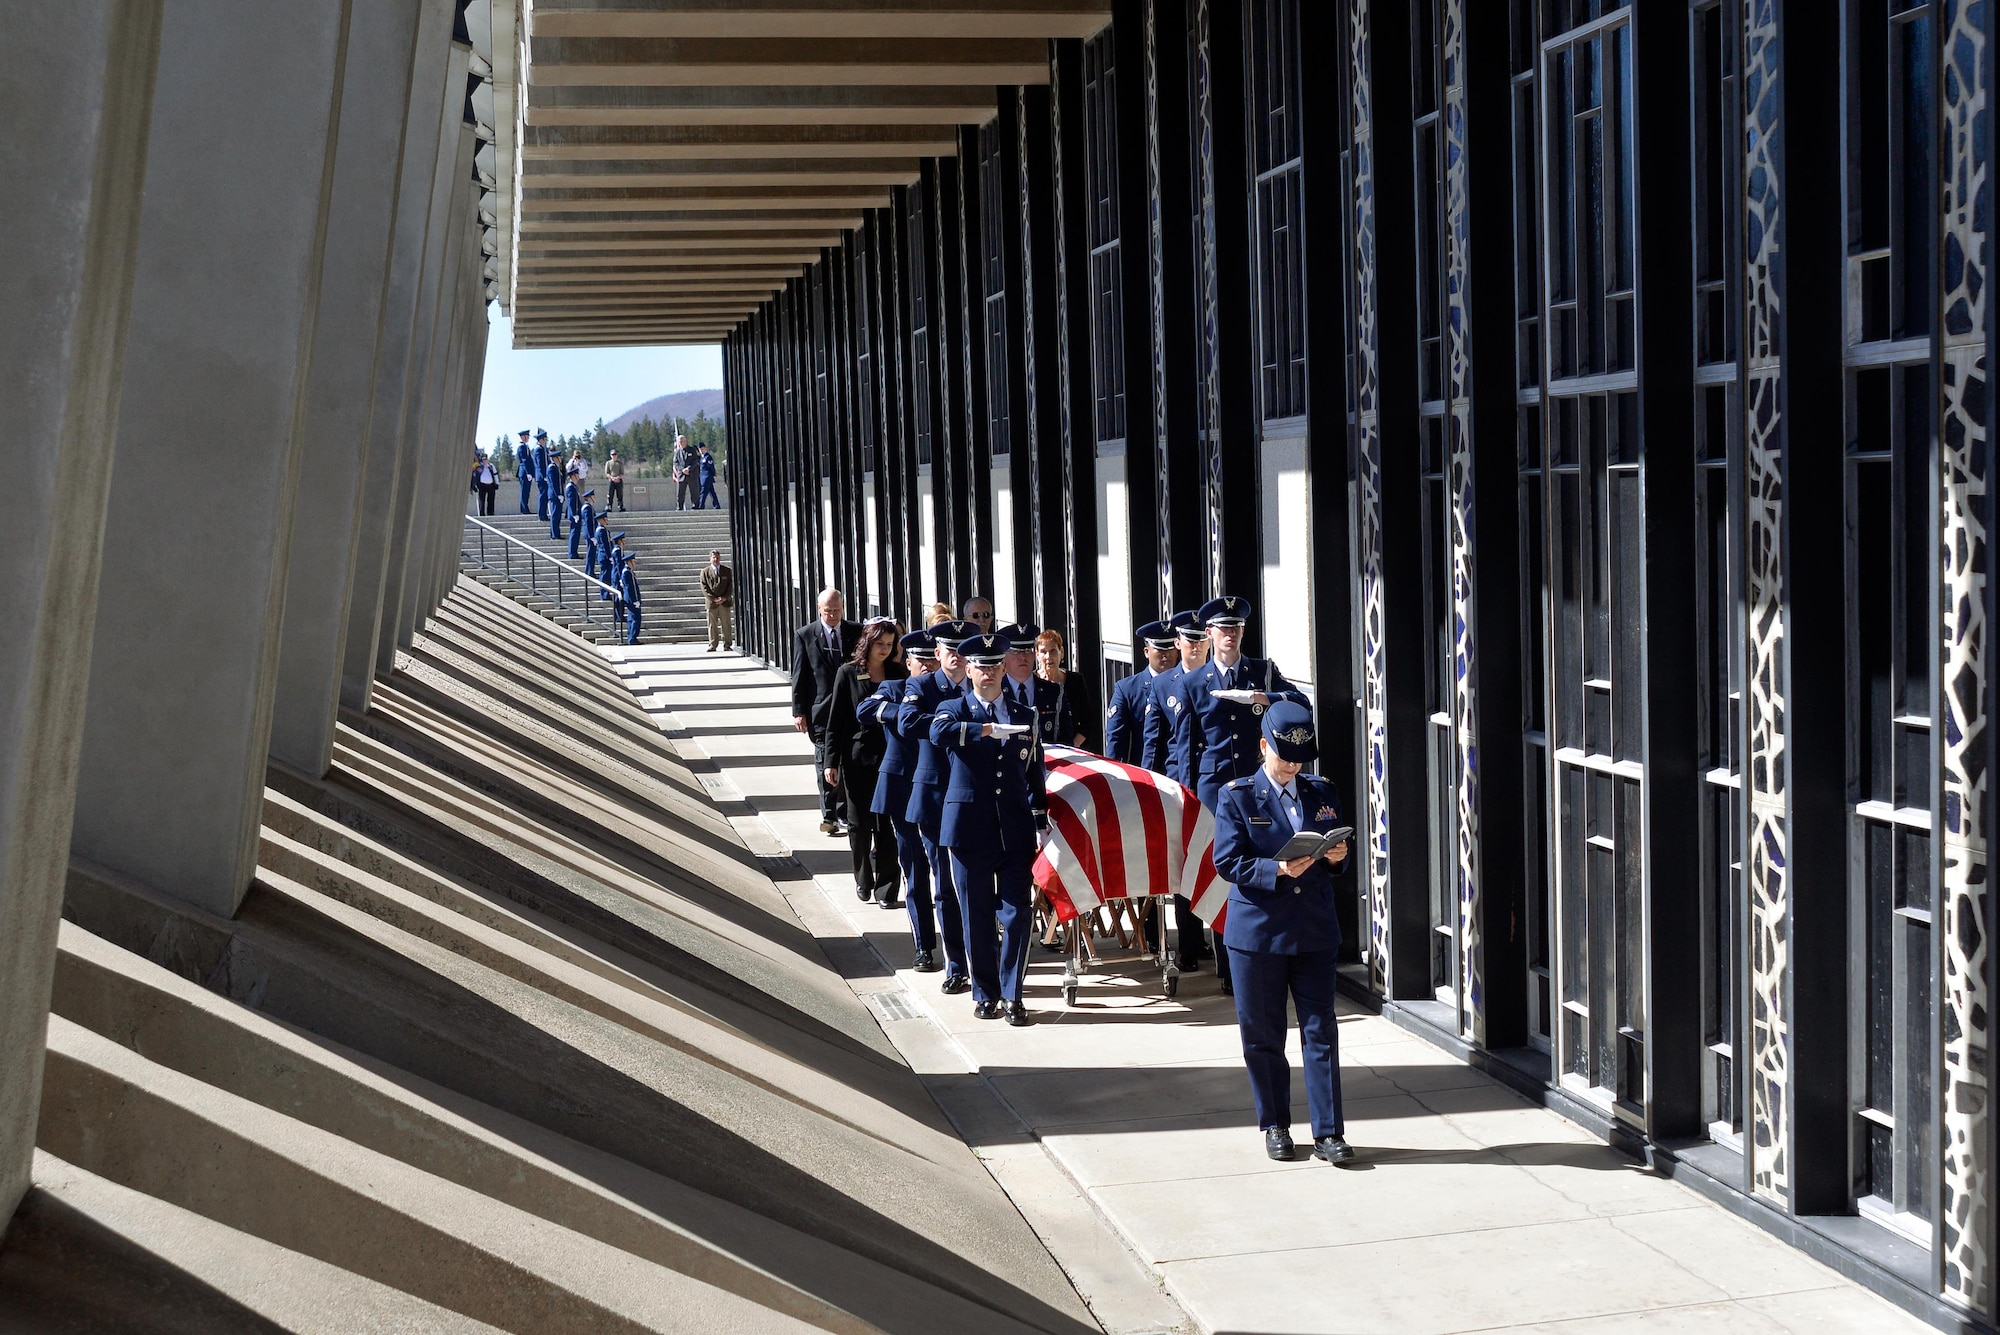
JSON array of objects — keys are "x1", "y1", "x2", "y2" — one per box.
[
  {"x1": 1226, "y1": 776, "x2": 1255, "y2": 790},
  {"x1": 1107, "y1": 702, "x2": 1119, "y2": 718}
]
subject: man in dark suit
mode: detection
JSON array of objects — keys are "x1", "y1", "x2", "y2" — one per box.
[
  {"x1": 791, "y1": 587, "x2": 863, "y2": 834},
  {"x1": 1211, "y1": 701, "x2": 1355, "y2": 1166}
]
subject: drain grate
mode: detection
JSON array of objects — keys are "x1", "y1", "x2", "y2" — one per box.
[{"x1": 869, "y1": 990, "x2": 919, "y2": 1023}]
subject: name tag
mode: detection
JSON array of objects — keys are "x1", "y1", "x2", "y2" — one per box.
[{"x1": 1249, "y1": 817, "x2": 1273, "y2": 827}]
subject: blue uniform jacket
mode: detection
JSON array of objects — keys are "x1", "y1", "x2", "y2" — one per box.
[
  {"x1": 619, "y1": 566, "x2": 640, "y2": 605},
  {"x1": 1182, "y1": 657, "x2": 1308, "y2": 793},
  {"x1": 1104, "y1": 669, "x2": 1159, "y2": 766},
  {"x1": 603, "y1": 547, "x2": 624, "y2": 592},
  {"x1": 698, "y1": 453, "x2": 716, "y2": 484},
  {"x1": 929, "y1": 693, "x2": 1047, "y2": 856},
  {"x1": 1145, "y1": 664, "x2": 1198, "y2": 782},
  {"x1": 1211, "y1": 772, "x2": 1349, "y2": 954},
  {"x1": 564, "y1": 481, "x2": 582, "y2": 520},
  {"x1": 535, "y1": 445, "x2": 553, "y2": 481},
  {"x1": 898, "y1": 669, "x2": 965, "y2": 827},
  {"x1": 863, "y1": 676, "x2": 918, "y2": 817},
  {"x1": 1030, "y1": 675, "x2": 1077, "y2": 747}
]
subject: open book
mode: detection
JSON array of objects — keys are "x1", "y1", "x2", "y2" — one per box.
[{"x1": 1275, "y1": 825, "x2": 1354, "y2": 862}]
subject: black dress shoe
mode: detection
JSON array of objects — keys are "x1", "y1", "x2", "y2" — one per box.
[
  {"x1": 1264, "y1": 1128, "x2": 1296, "y2": 1161},
  {"x1": 1219, "y1": 978, "x2": 1234, "y2": 997},
  {"x1": 1005, "y1": 1000, "x2": 1032, "y2": 1027},
  {"x1": 940, "y1": 972, "x2": 972, "y2": 995},
  {"x1": 855, "y1": 885, "x2": 872, "y2": 901},
  {"x1": 1312, "y1": 1136, "x2": 1356, "y2": 1166},
  {"x1": 913, "y1": 949, "x2": 941, "y2": 973},
  {"x1": 878, "y1": 893, "x2": 902, "y2": 910},
  {"x1": 973, "y1": 999, "x2": 1001, "y2": 1020}
]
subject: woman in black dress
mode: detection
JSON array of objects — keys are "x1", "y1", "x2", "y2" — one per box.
[{"x1": 826, "y1": 618, "x2": 906, "y2": 906}]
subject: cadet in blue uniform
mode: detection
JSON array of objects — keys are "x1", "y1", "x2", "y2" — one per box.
[
  {"x1": 618, "y1": 555, "x2": 643, "y2": 644},
  {"x1": 1211, "y1": 701, "x2": 1355, "y2": 1165},
  {"x1": 1144, "y1": 610, "x2": 1211, "y2": 777},
  {"x1": 605, "y1": 532, "x2": 628, "y2": 629},
  {"x1": 587, "y1": 512, "x2": 609, "y2": 581},
  {"x1": 901, "y1": 620, "x2": 980, "y2": 994},
  {"x1": 515, "y1": 429, "x2": 534, "y2": 512},
  {"x1": 572, "y1": 489, "x2": 596, "y2": 561},
  {"x1": 931, "y1": 632, "x2": 1047, "y2": 1026},
  {"x1": 554, "y1": 468, "x2": 576, "y2": 541},
  {"x1": 867, "y1": 630, "x2": 943, "y2": 971},
  {"x1": 1105, "y1": 621, "x2": 1180, "y2": 765},
  {"x1": 994, "y1": 622, "x2": 1073, "y2": 748},
  {"x1": 534, "y1": 430, "x2": 553, "y2": 521},
  {"x1": 695, "y1": 441, "x2": 719, "y2": 509}
]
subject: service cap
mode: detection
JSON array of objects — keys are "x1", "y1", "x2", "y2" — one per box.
[
  {"x1": 1261, "y1": 701, "x2": 1318, "y2": 762},
  {"x1": 1198, "y1": 595, "x2": 1252, "y2": 626},
  {"x1": 900, "y1": 629, "x2": 938, "y2": 657},
  {"x1": 1136, "y1": 620, "x2": 1177, "y2": 649},
  {"x1": 958, "y1": 633, "x2": 1011, "y2": 665},
  {"x1": 1169, "y1": 609, "x2": 1207, "y2": 640}
]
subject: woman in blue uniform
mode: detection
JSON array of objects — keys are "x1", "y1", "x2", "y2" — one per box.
[{"x1": 1210, "y1": 701, "x2": 1356, "y2": 1165}]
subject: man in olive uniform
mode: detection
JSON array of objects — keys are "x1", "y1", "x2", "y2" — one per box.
[
  {"x1": 700, "y1": 549, "x2": 734, "y2": 651},
  {"x1": 1210, "y1": 701, "x2": 1355, "y2": 1165}
]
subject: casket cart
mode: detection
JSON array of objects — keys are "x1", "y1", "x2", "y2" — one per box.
[{"x1": 1032, "y1": 746, "x2": 1229, "y2": 1006}]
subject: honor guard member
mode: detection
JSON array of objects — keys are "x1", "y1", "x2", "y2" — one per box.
[
  {"x1": 605, "y1": 532, "x2": 628, "y2": 630},
  {"x1": 594, "y1": 515, "x2": 614, "y2": 595},
  {"x1": 618, "y1": 555, "x2": 643, "y2": 645},
  {"x1": 554, "y1": 467, "x2": 577, "y2": 542},
  {"x1": 1105, "y1": 621, "x2": 1180, "y2": 765},
  {"x1": 515, "y1": 429, "x2": 534, "y2": 512},
  {"x1": 534, "y1": 429, "x2": 554, "y2": 522},
  {"x1": 930, "y1": 632, "x2": 1048, "y2": 1026},
  {"x1": 587, "y1": 511, "x2": 609, "y2": 581},
  {"x1": 1182, "y1": 596, "x2": 1307, "y2": 991},
  {"x1": 900, "y1": 619, "x2": 980, "y2": 995},
  {"x1": 995, "y1": 623, "x2": 1073, "y2": 748},
  {"x1": 695, "y1": 441, "x2": 720, "y2": 509},
  {"x1": 571, "y1": 489, "x2": 596, "y2": 561},
  {"x1": 1211, "y1": 701, "x2": 1355, "y2": 1165},
  {"x1": 864, "y1": 630, "x2": 945, "y2": 972},
  {"x1": 1144, "y1": 610, "x2": 1213, "y2": 777}
]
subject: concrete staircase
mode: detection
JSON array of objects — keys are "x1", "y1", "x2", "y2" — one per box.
[
  {"x1": 460, "y1": 509, "x2": 732, "y2": 646},
  {"x1": 11, "y1": 577, "x2": 1097, "y2": 1334}
]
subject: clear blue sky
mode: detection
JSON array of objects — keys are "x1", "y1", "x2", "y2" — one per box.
[{"x1": 473, "y1": 310, "x2": 723, "y2": 452}]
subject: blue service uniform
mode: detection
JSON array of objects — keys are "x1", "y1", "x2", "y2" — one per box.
[
  {"x1": 696, "y1": 450, "x2": 719, "y2": 508},
  {"x1": 1211, "y1": 770, "x2": 1350, "y2": 1139},
  {"x1": 516, "y1": 440, "x2": 534, "y2": 512},
  {"x1": 619, "y1": 564, "x2": 642, "y2": 644},
  {"x1": 1027, "y1": 674, "x2": 1076, "y2": 747},
  {"x1": 1145, "y1": 663, "x2": 1201, "y2": 781},
  {"x1": 535, "y1": 443, "x2": 554, "y2": 520},
  {"x1": 1182, "y1": 657, "x2": 1309, "y2": 808},
  {"x1": 930, "y1": 691, "x2": 1047, "y2": 1004},
  {"x1": 604, "y1": 544, "x2": 626, "y2": 623},
  {"x1": 1105, "y1": 668, "x2": 1162, "y2": 766},
  {"x1": 554, "y1": 476, "x2": 575, "y2": 540},
  {"x1": 900, "y1": 669, "x2": 973, "y2": 981},
  {"x1": 575, "y1": 498, "x2": 596, "y2": 563},
  {"x1": 865, "y1": 675, "x2": 937, "y2": 954}
]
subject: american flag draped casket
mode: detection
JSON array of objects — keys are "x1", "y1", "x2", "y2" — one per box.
[{"x1": 1033, "y1": 746, "x2": 1231, "y2": 931}]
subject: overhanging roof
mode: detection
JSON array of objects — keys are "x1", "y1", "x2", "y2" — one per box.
[{"x1": 493, "y1": 1, "x2": 1111, "y2": 346}]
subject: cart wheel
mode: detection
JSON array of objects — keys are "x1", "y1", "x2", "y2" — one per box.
[
  {"x1": 1063, "y1": 983, "x2": 1079, "y2": 1008},
  {"x1": 1164, "y1": 974, "x2": 1179, "y2": 999}
]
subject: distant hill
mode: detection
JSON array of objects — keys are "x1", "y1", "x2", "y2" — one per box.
[{"x1": 608, "y1": 388, "x2": 724, "y2": 433}]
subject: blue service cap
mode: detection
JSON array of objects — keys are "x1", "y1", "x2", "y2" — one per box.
[
  {"x1": 1198, "y1": 595, "x2": 1252, "y2": 626},
  {"x1": 930, "y1": 619, "x2": 979, "y2": 643},
  {"x1": 1136, "y1": 620, "x2": 1176, "y2": 647},
  {"x1": 901, "y1": 629, "x2": 938, "y2": 656},
  {"x1": 517, "y1": 428, "x2": 530, "y2": 436},
  {"x1": 1262, "y1": 701, "x2": 1318, "y2": 762},
  {"x1": 582, "y1": 489, "x2": 596, "y2": 498},
  {"x1": 1169, "y1": 609, "x2": 1206, "y2": 639},
  {"x1": 611, "y1": 531, "x2": 628, "y2": 543},
  {"x1": 957, "y1": 632, "x2": 1011, "y2": 665},
  {"x1": 996, "y1": 621, "x2": 1039, "y2": 645},
  {"x1": 534, "y1": 428, "x2": 548, "y2": 439}
]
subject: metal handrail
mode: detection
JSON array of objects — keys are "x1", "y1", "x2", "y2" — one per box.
[{"x1": 460, "y1": 515, "x2": 621, "y2": 627}]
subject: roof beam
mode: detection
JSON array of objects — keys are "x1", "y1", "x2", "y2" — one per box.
[
  {"x1": 529, "y1": 2, "x2": 1110, "y2": 41},
  {"x1": 522, "y1": 159, "x2": 922, "y2": 187},
  {"x1": 528, "y1": 37, "x2": 1049, "y2": 86},
  {"x1": 525, "y1": 85, "x2": 999, "y2": 126},
  {"x1": 521, "y1": 123, "x2": 959, "y2": 158}
]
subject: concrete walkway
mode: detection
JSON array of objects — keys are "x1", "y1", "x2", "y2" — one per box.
[{"x1": 614, "y1": 644, "x2": 1930, "y2": 1335}]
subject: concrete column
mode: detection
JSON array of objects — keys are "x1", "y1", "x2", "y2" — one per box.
[
  {"x1": 268, "y1": 0, "x2": 427, "y2": 777},
  {"x1": 391, "y1": 131, "x2": 479, "y2": 656},
  {"x1": 375, "y1": 61, "x2": 473, "y2": 675},
  {"x1": 0, "y1": 0, "x2": 160, "y2": 1234},
  {"x1": 68, "y1": 0, "x2": 349, "y2": 919},
  {"x1": 339, "y1": 0, "x2": 458, "y2": 715}
]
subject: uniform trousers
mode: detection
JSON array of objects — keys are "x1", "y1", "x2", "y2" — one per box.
[
  {"x1": 537, "y1": 480, "x2": 551, "y2": 522},
  {"x1": 891, "y1": 817, "x2": 935, "y2": 950},
  {"x1": 949, "y1": 847, "x2": 1034, "y2": 1004},
  {"x1": 841, "y1": 758, "x2": 898, "y2": 898},
  {"x1": 517, "y1": 474, "x2": 533, "y2": 513},
  {"x1": 567, "y1": 522, "x2": 584, "y2": 559},
  {"x1": 697, "y1": 478, "x2": 719, "y2": 509},
  {"x1": 549, "y1": 502, "x2": 564, "y2": 540},
  {"x1": 1227, "y1": 946, "x2": 1344, "y2": 1138},
  {"x1": 706, "y1": 600, "x2": 734, "y2": 648},
  {"x1": 623, "y1": 605, "x2": 642, "y2": 644},
  {"x1": 918, "y1": 823, "x2": 968, "y2": 978}
]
